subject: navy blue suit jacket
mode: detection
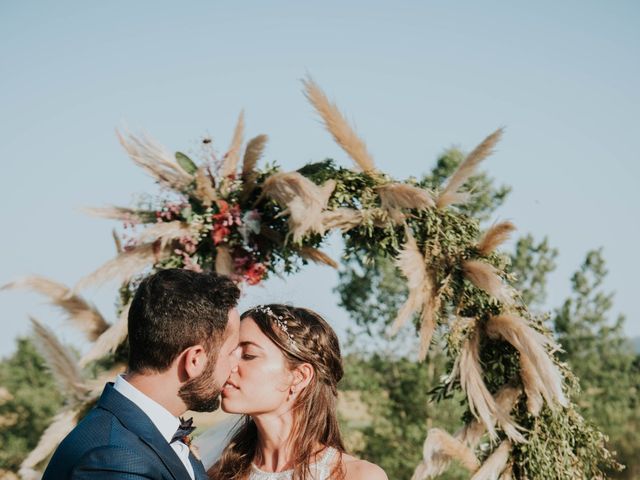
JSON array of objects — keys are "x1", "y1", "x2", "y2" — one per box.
[{"x1": 42, "y1": 383, "x2": 209, "y2": 480}]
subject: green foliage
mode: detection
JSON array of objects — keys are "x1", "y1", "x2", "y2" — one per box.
[
  {"x1": 508, "y1": 234, "x2": 558, "y2": 308},
  {"x1": 340, "y1": 351, "x2": 468, "y2": 480},
  {"x1": 175, "y1": 152, "x2": 198, "y2": 175},
  {"x1": 336, "y1": 148, "x2": 631, "y2": 478},
  {"x1": 553, "y1": 250, "x2": 640, "y2": 478},
  {"x1": 335, "y1": 148, "x2": 511, "y2": 335},
  {"x1": 0, "y1": 338, "x2": 64, "y2": 471}
]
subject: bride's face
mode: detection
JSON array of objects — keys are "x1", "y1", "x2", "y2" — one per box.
[{"x1": 221, "y1": 317, "x2": 292, "y2": 415}]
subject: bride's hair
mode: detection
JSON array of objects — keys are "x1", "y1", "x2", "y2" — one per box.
[{"x1": 208, "y1": 305, "x2": 346, "y2": 480}]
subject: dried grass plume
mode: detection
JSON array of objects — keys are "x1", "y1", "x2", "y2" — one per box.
[
  {"x1": 477, "y1": 221, "x2": 516, "y2": 256},
  {"x1": 412, "y1": 428, "x2": 480, "y2": 480},
  {"x1": 470, "y1": 440, "x2": 512, "y2": 480},
  {"x1": 463, "y1": 260, "x2": 514, "y2": 305},
  {"x1": 437, "y1": 128, "x2": 504, "y2": 208},
  {"x1": 221, "y1": 110, "x2": 245, "y2": 177},
  {"x1": 302, "y1": 76, "x2": 376, "y2": 172},
  {"x1": 117, "y1": 130, "x2": 193, "y2": 189},
  {"x1": 261, "y1": 171, "x2": 336, "y2": 242},
  {"x1": 19, "y1": 408, "x2": 81, "y2": 479},
  {"x1": 79, "y1": 302, "x2": 131, "y2": 367},
  {"x1": 75, "y1": 242, "x2": 170, "y2": 292},
  {"x1": 2, "y1": 276, "x2": 108, "y2": 341},
  {"x1": 486, "y1": 314, "x2": 567, "y2": 412},
  {"x1": 299, "y1": 247, "x2": 338, "y2": 268},
  {"x1": 30, "y1": 317, "x2": 88, "y2": 402}
]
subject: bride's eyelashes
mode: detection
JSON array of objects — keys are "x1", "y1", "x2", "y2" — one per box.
[{"x1": 241, "y1": 353, "x2": 257, "y2": 360}]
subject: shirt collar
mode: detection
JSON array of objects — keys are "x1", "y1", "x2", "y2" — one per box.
[{"x1": 113, "y1": 374, "x2": 180, "y2": 443}]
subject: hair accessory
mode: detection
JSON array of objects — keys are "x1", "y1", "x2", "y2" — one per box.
[{"x1": 255, "y1": 305, "x2": 296, "y2": 347}]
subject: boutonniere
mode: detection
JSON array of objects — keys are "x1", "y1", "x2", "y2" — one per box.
[{"x1": 181, "y1": 433, "x2": 201, "y2": 460}]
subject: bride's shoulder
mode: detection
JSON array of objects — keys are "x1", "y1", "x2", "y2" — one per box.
[{"x1": 339, "y1": 453, "x2": 388, "y2": 480}]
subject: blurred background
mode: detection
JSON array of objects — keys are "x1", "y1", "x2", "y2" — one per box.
[{"x1": 1, "y1": 2, "x2": 639, "y2": 478}]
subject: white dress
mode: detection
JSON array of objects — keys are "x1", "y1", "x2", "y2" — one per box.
[{"x1": 248, "y1": 447, "x2": 337, "y2": 480}]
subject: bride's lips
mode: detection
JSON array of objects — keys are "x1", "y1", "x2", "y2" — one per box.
[{"x1": 222, "y1": 380, "x2": 240, "y2": 395}]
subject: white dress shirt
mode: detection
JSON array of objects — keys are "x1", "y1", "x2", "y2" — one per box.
[{"x1": 114, "y1": 374, "x2": 195, "y2": 479}]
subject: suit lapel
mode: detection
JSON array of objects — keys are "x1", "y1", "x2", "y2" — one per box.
[
  {"x1": 189, "y1": 451, "x2": 209, "y2": 480},
  {"x1": 97, "y1": 383, "x2": 192, "y2": 480}
]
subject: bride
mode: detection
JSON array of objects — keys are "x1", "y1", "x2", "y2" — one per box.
[{"x1": 206, "y1": 304, "x2": 387, "y2": 480}]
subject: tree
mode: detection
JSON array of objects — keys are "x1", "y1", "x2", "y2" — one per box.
[
  {"x1": 553, "y1": 250, "x2": 640, "y2": 479},
  {"x1": 0, "y1": 338, "x2": 64, "y2": 472}
]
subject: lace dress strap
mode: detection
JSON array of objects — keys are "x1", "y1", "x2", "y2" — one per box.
[
  {"x1": 248, "y1": 447, "x2": 337, "y2": 480},
  {"x1": 315, "y1": 447, "x2": 337, "y2": 480}
]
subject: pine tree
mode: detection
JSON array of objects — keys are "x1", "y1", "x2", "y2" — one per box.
[{"x1": 553, "y1": 250, "x2": 640, "y2": 478}]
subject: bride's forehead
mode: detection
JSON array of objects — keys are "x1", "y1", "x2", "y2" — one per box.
[{"x1": 240, "y1": 317, "x2": 268, "y2": 340}]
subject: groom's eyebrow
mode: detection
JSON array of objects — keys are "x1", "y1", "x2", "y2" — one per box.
[{"x1": 239, "y1": 341, "x2": 264, "y2": 350}]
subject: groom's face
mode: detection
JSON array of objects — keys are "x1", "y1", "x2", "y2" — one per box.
[{"x1": 178, "y1": 308, "x2": 241, "y2": 412}]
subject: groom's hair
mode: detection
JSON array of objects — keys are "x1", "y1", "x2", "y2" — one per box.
[{"x1": 127, "y1": 268, "x2": 240, "y2": 373}]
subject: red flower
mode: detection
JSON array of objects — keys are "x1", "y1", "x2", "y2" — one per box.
[
  {"x1": 245, "y1": 262, "x2": 266, "y2": 285},
  {"x1": 211, "y1": 224, "x2": 231, "y2": 245}
]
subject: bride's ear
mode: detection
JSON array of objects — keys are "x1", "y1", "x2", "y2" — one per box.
[
  {"x1": 292, "y1": 363, "x2": 314, "y2": 392},
  {"x1": 181, "y1": 344, "x2": 208, "y2": 379}
]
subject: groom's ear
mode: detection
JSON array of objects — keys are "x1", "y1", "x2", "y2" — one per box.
[{"x1": 182, "y1": 344, "x2": 208, "y2": 379}]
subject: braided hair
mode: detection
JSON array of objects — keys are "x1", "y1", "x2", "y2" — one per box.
[{"x1": 208, "y1": 305, "x2": 346, "y2": 480}]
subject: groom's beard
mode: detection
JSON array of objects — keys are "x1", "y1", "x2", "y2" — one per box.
[{"x1": 178, "y1": 352, "x2": 222, "y2": 412}]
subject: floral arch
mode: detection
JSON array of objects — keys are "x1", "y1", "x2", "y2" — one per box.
[{"x1": 7, "y1": 78, "x2": 615, "y2": 479}]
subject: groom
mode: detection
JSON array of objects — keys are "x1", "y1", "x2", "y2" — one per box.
[{"x1": 43, "y1": 268, "x2": 241, "y2": 480}]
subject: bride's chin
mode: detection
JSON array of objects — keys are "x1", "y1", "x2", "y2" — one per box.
[{"x1": 220, "y1": 399, "x2": 242, "y2": 414}]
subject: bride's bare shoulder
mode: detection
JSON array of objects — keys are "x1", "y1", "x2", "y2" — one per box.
[{"x1": 339, "y1": 453, "x2": 388, "y2": 480}]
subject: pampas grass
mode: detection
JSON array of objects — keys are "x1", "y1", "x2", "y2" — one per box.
[
  {"x1": 499, "y1": 465, "x2": 514, "y2": 480},
  {"x1": 519, "y1": 353, "x2": 544, "y2": 415},
  {"x1": 135, "y1": 221, "x2": 192, "y2": 248},
  {"x1": 299, "y1": 247, "x2": 338, "y2": 268},
  {"x1": 470, "y1": 441, "x2": 512, "y2": 480},
  {"x1": 19, "y1": 408, "x2": 81, "y2": 479},
  {"x1": 2, "y1": 276, "x2": 108, "y2": 341},
  {"x1": 412, "y1": 428, "x2": 480, "y2": 480},
  {"x1": 389, "y1": 231, "x2": 430, "y2": 335},
  {"x1": 463, "y1": 260, "x2": 515, "y2": 305},
  {"x1": 460, "y1": 329, "x2": 500, "y2": 440},
  {"x1": 242, "y1": 134, "x2": 268, "y2": 178},
  {"x1": 221, "y1": 110, "x2": 245, "y2": 177},
  {"x1": 79, "y1": 302, "x2": 131, "y2": 367},
  {"x1": 459, "y1": 330, "x2": 525, "y2": 443},
  {"x1": 486, "y1": 314, "x2": 567, "y2": 412},
  {"x1": 418, "y1": 295, "x2": 439, "y2": 361},
  {"x1": 30, "y1": 318, "x2": 88, "y2": 402},
  {"x1": 87, "y1": 363, "x2": 127, "y2": 395},
  {"x1": 321, "y1": 208, "x2": 362, "y2": 232},
  {"x1": 75, "y1": 242, "x2": 170, "y2": 292},
  {"x1": 378, "y1": 183, "x2": 435, "y2": 210},
  {"x1": 195, "y1": 166, "x2": 217, "y2": 207},
  {"x1": 477, "y1": 221, "x2": 516, "y2": 256},
  {"x1": 457, "y1": 386, "x2": 523, "y2": 447},
  {"x1": 302, "y1": 76, "x2": 376, "y2": 172},
  {"x1": 437, "y1": 128, "x2": 503, "y2": 208},
  {"x1": 261, "y1": 171, "x2": 336, "y2": 242},
  {"x1": 117, "y1": 130, "x2": 193, "y2": 189},
  {"x1": 83, "y1": 206, "x2": 153, "y2": 223}
]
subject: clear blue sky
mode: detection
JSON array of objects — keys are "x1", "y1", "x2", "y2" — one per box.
[{"x1": 1, "y1": 1, "x2": 639, "y2": 356}]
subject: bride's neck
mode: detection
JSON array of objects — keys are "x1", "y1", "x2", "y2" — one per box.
[{"x1": 252, "y1": 413, "x2": 295, "y2": 472}]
